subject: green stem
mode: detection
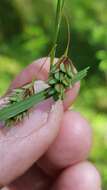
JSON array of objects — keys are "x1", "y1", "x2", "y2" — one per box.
[
  {"x1": 51, "y1": 0, "x2": 65, "y2": 65},
  {"x1": 64, "y1": 15, "x2": 70, "y2": 57}
]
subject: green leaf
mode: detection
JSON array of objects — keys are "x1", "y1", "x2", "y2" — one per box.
[
  {"x1": 71, "y1": 67, "x2": 90, "y2": 85},
  {"x1": 0, "y1": 89, "x2": 50, "y2": 121}
]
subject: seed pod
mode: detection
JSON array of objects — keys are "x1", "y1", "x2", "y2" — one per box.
[{"x1": 48, "y1": 56, "x2": 76, "y2": 100}]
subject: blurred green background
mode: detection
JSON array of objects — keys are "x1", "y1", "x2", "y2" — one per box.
[{"x1": 0, "y1": 0, "x2": 107, "y2": 189}]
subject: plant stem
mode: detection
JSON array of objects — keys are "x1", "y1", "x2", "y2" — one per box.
[{"x1": 51, "y1": 0, "x2": 65, "y2": 65}]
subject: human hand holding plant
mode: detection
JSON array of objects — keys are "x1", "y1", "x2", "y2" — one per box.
[
  {"x1": 0, "y1": 0, "x2": 101, "y2": 189},
  {"x1": 0, "y1": 58, "x2": 101, "y2": 190}
]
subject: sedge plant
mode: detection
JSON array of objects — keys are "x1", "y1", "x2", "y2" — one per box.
[{"x1": 0, "y1": 0, "x2": 89, "y2": 126}]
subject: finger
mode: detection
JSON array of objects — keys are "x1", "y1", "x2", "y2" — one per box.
[
  {"x1": 0, "y1": 100, "x2": 63, "y2": 186},
  {"x1": 9, "y1": 57, "x2": 80, "y2": 110},
  {"x1": 9, "y1": 58, "x2": 51, "y2": 90},
  {"x1": 37, "y1": 111, "x2": 92, "y2": 176},
  {"x1": 51, "y1": 162, "x2": 102, "y2": 190},
  {"x1": 6, "y1": 165, "x2": 52, "y2": 190}
]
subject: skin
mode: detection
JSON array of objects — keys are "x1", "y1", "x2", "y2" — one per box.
[{"x1": 0, "y1": 58, "x2": 102, "y2": 190}]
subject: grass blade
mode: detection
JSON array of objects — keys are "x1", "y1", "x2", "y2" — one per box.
[
  {"x1": 0, "y1": 67, "x2": 89, "y2": 122},
  {"x1": 51, "y1": 0, "x2": 65, "y2": 65},
  {"x1": 0, "y1": 89, "x2": 50, "y2": 121},
  {"x1": 71, "y1": 67, "x2": 90, "y2": 85}
]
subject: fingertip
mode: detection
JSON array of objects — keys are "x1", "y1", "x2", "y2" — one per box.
[
  {"x1": 50, "y1": 111, "x2": 92, "y2": 166},
  {"x1": 37, "y1": 111, "x2": 92, "y2": 175},
  {"x1": 52, "y1": 162, "x2": 102, "y2": 190},
  {"x1": 9, "y1": 57, "x2": 50, "y2": 90},
  {"x1": 46, "y1": 100, "x2": 64, "y2": 134},
  {"x1": 0, "y1": 99, "x2": 63, "y2": 186},
  {"x1": 49, "y1": 100, "x2": 63, "y2": 119}
]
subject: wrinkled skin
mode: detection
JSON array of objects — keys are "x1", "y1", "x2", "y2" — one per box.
[{"x1": 0, "y1": 58, "x2": 102, "y2": 190}]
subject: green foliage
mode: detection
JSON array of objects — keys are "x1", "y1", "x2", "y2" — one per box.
[
  {"x1": 97, "y1": 50, "x2": 107, "y2": 80},
  {"x1": 0, "y1": 55, "x2": 21, "y2": 93},
  {"x1": 0, "y1": 0, "x2": 24, "y2": 41},
  {"x1": 0, "y1": 0, "x2": 107, "y2": 189}
]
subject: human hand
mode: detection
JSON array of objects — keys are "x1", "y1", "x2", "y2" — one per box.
[{"x1": 0, "y1": 58, "x2": 101, "y2": 190}]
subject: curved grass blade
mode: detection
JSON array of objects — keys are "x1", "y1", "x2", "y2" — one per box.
[{"x1": 64, "y1": 15, "x2": 70, "y2": 57}]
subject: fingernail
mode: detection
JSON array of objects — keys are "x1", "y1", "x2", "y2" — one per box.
[
  {"x1": 50, "y1": 100, "x2": 62, "y2": 113},
  {"x1": 34, "y1": 80, "x2": 49, "y2": 93}
]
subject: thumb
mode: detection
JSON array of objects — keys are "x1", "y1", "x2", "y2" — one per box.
[{"x1": 0, "y1": 100, "x2": 63, "y2": 186}]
